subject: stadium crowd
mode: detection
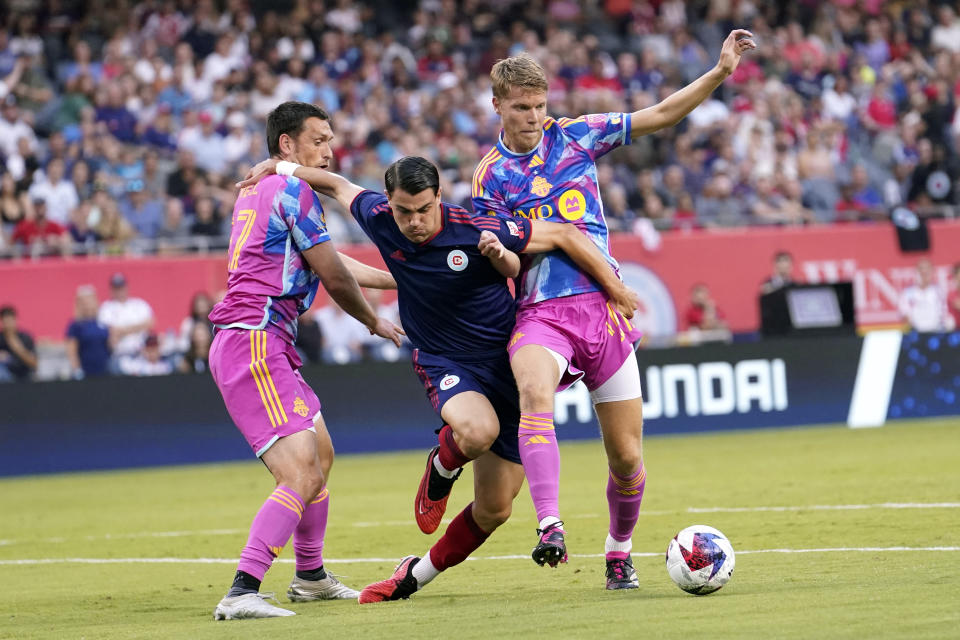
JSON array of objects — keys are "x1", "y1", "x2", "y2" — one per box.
[
  {"x1": 1, "y1": 0, "x2": 959, "y2": 261},
  {"x1": 3, "y1": 0, "x2": 960, "y2": 380}
]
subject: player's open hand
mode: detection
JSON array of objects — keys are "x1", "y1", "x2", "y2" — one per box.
[
  {"x1": 716, "y1": 29, "x2": 756, "y2": 76},
  {"x1": 370, "y1": 317, "x2": 406, "y2": 348},
  {"x1": 478, "y1": 230, "x2": 506, "y2": 260},
  {"x1": 235, "y1": 158, "x2": 279, "y2": 189},
  {"x1": 610, "y1": 283, "x2": 640, "y2": 320}
]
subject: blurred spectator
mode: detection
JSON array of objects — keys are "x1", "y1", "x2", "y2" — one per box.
[
  {"x1": 119, "y1": 180, "x2": 164, "y2": 239},
  {"x1": 189, "y1": 196, "x2": 223, "y2": 237},
  {"x1": 118, "y1": 333, "x2": 174, "y2": 376},
  {"x1": 898, "y1": 258, "x2": 955, "y2": 332},
  {"x1": 0, "y1": 305, "x2": 37, "y2": 382},
  {"x1": 684, "y1": 284, "x2": 728, "y2": 332},
  {"x1": 27, "y1": 157, "x2": 78, "y2": 225},
  {"x1": 949, "y1": 263, "x2": 960, "y2": 330},
  {"x1": 295, "y1": 309, "x2": 324, "y2": 364},
  {"x1": 67, "y1": 201, "x2": 99, "y2": 247},
  {"x1": 11, "y1": 197, "x2": 70, "y2": 255},
  {"x1": 0, "y1": 95, "x2": 37, "y2": 159},
  {"x1": 360, "y1": 289, "x2": 404, "y2": 362},
  {"x1": 0, "y1": 172, "x2": 28, "y2": 228},
  {"x1": 177, "y1": 291, "x2": 213, "y2": 354},
  {"x1": 97, "y1": 272, "x2": 155, "y2": 359},
  {"x1": 315, "y1": 302, "x2": 367, "y2": 364},
  {"x1": 65, "y1": 285, "x2": 111, "y2": 378},
  {"x1": 761, "y1": 251, "x2": 798, "y2": 295},
  {"x1": 176, "y1": 322, "x2": 212, "y2": 374},
  {"x1": 93, "y1": 193, "x2": 136, "y2": 252},
  {"x1": 697, "y1": 173, "x2": 749, "y2": 227},
  {"x1": 181, "y1": 111, "x2": 227, "y2": 174},
  {"x1": 156, "y1": 197, "x2": 191, "y2": 249},
  {"x1": 908, "y1": 139, "x2": 958, "y2": 208}
]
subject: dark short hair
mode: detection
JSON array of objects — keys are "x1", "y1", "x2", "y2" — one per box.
[
  {"x1": 384, "y1": 156, "x2": 440, "y2": 197},
  {"x1": 0, "y1": 305, "x2": 16, "y2": 318},
  {"x1": 265, "y1": 102, "x2": 330, "y2": 157},
  {"x1": 775, "y1": 251, "x2": 793, "y2": 262}
]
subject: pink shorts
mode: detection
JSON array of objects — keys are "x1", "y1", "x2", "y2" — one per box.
[
  {"x1": 507, "y1": 291, "x2": 642, "y2": 392},
  {"x1": 209, "y1": 328, "x2": 321, "y2": 457}
]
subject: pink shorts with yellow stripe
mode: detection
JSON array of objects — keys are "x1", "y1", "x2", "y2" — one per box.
[
  {"x1": 507, "y1": 291, "x2": 642, "y2": 392},
  {"x1": 209, "y1": 328, "x2": 321, "y2": 457}
]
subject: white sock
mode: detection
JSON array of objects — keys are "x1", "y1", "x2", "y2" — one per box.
[
  {"x1": 538, "y1": 516, "x2": 562, "y2": 531},
  {"x1": 412, "y1": 551, "x2": 440, "y2": 588},
  {"x1": 433, "y1": 454, "x2": 458, "y2": 479},
  {"x1": 605, "y1": 533, "x2": 632, "y2": 554}
]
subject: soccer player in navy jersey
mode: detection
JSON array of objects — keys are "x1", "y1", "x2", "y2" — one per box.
[
  {"x1": 238, "y1": 155, "x2": 636, "y2": 602},
  {"x1": 472, "y1": 31, "x2": 756, "y2": 589}
]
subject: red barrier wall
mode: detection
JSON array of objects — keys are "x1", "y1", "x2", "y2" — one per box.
[{"x1": 2, "y1": 221, "x2": 958, "y2": 340}]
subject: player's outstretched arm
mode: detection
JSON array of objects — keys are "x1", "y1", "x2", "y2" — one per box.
[
  {"x1": 337, "y1": 252, "x2": 397, "y2": 289},
  {"x1": 525, "y1": 221, "x2": 638, "y2": 319},
  {"x1": 237, "y1": 159, "x2": 364, "y2": 211},
  {"x1": 478, "y1": 230, "x2": 521, "y2": 278},
  {"x1": 630, "y1": 29, "x2": 756, "y2": 138},
  {"x1": 303, "y1": 242, "x2": 405, "y2": 347}
]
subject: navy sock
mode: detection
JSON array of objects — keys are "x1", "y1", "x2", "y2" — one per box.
[
  {"x1": 226, "y1": 570, "x2": 261, "y2": 597},
  {"x1": 295, "y1": 565, "x2": 327, "y2": 581}
]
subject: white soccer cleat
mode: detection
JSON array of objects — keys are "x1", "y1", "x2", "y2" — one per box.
[
  {"x1": 287, "y1": 574, "x2": 360, "y2": 601},
  {"x1": 213, "y1": 592, "x2": 296, "y2": 620}
]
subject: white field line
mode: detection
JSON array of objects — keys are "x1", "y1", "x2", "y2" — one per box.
[
  {"x1": 1, "y1": 547, "x2": 959, "y2": 566},
  {"x1": 1, "y1": 502, "x2": 957, "y2": 547}
]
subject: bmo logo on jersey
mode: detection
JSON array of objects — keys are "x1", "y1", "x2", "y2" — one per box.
[
  {"x1": 447, "y1": 250, "x2": 468, "y2": 271},
  {"x1": 440, "y1": 375, "x2": 460, "y2": 390}
]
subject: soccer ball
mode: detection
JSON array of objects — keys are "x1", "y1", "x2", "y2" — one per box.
[{"x1": 665, "y1": 525, "x2": 735, "y2": 595}]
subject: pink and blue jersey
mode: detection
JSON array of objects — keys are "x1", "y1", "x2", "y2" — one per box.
[
  {"x1": 471, "y1": 113, "x2": 631, "y2": 308},
  {"x1": 209, "y1": 175, "x2": 330, "y2": 342}
]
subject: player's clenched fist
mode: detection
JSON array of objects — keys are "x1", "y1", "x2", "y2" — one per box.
[{"x1": 478, "y1": 229, "x2": 507, "y2": 260}]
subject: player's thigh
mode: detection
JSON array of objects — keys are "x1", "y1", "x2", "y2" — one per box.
[
  {"x1": 440, "y1": 390, "x2": 500, "y2": 447},
  {"x1": 510, "y1": 344, "x2": 565, "y2": 412},
  {"x1": 471, "y1": 451, "x2": 525, "y2": 530},
  {"x1": 260, "y1": 429, "x2": 325, "y2": 489}
]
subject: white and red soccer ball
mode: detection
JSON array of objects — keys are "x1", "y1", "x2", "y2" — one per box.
[{"x1": 665, "y1": 525, "x2": 736, "y2": 595}]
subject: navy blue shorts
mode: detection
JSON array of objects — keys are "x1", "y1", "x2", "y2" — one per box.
[{"x1": 411, "y1": 349, "x2": 521, "y2": 464}]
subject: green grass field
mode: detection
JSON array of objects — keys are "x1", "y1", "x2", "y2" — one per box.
[{"x1": 3, "y1": 419, "x2": 959, "y2": 639}]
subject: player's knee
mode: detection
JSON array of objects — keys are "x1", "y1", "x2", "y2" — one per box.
[
  {"x1": 454, "y1": 416, "x2": 498, "y2": 455},
  {"x1": 516, "y1": 378, "x2": 554, "y2": 412},
  {"x1": 609, "y1": 448, "x2": 643, "y2": 476},
  {"x1": 474, "y1": 501, "x2": 512, "y2": 530}
]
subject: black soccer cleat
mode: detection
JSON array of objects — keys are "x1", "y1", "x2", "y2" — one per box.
[
  {"x1": 532, "y1": 521, "x2": 568, "y2": 568},
  {"x1": 605, "y1": 554, "x2": 639, "y2": 590}
]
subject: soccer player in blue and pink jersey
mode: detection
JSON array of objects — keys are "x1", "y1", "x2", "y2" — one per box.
[
  {"x1": 238, "y1": 154, "x2": 636, "y2": 602},
  {"x1": 208, "y1": 102, "x2": 403, "y2": 620},
  {"x1": 472, "y1": 30, "x2": 756, "y2": 589}
]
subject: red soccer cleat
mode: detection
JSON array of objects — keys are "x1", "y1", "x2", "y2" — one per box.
[
  {"x1": 414, "y1": 446, "x2": 461, "y2": 534},
  {"x1": 358, "y1": 556, "x2": 420, "y2": 604}
]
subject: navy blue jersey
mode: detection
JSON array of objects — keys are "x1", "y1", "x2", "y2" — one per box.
[{"x1": 350, "y1": 190, "x2": 532, "y2": 358}]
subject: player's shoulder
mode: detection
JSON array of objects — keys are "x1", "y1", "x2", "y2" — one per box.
[
  {"x1": 472, "y1": 145, "x2": 506, "y2": 182},
  {"x1": 353, "y1": 189, "x2": 391, "y2": 215}
]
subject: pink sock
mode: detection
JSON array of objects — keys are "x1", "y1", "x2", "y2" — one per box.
[
  {"x1": 294, "y1": 488, "x2": 329, "y2": 571},
  {"x1": 518, "y1": 412, "x2": 561, "y2": 522},
  {"x1": 607, "y1": 464, "x2": 646, "y2": 542},
  {"x1": 236, "y1": 485, "x2": 304, "y2": 580}
]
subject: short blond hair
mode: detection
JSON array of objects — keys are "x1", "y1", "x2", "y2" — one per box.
[{"x1": 490, "y1": 54, "x2": 548, "y2": 100}]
